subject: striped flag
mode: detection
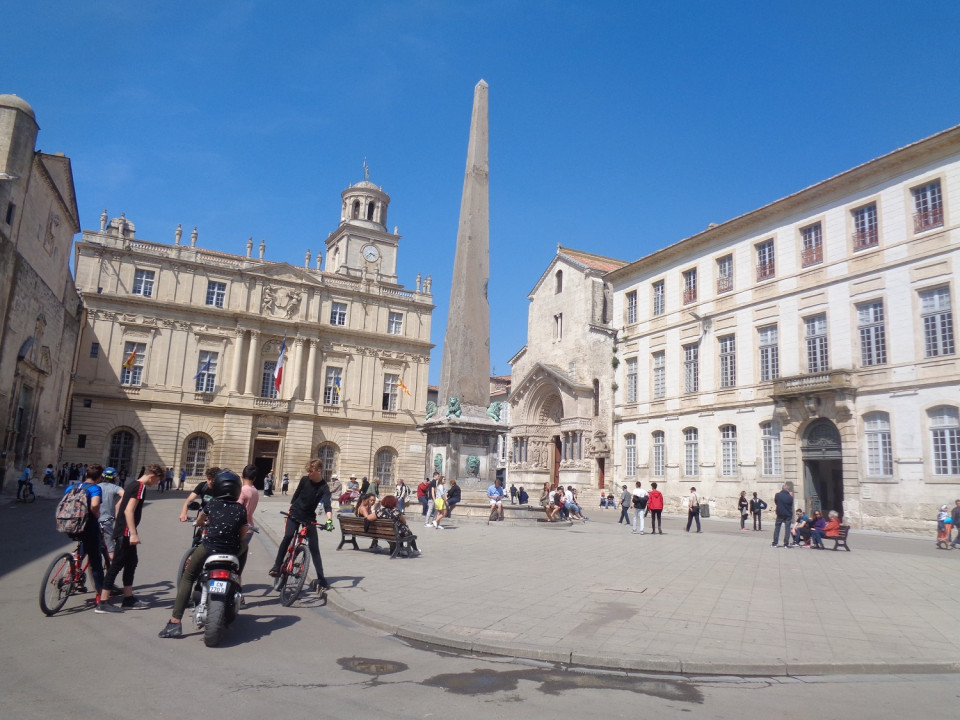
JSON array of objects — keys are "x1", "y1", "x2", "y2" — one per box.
[
  {"x1": 398, "y1": 378, "x2": 411, "y2": 396},
  {"x1": 273, "y1": 336, "x2": 287, "y2": 392},
  {"x1": 122, "y1": 347, "x2": 137, "y2": 370}
]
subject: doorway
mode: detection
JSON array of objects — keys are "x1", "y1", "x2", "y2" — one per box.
[
  {"x1": 252, "y1": 438, "x2": 280, "y2": 490},
  {"x1": 802, "y1": 419, "x2": 844, "y2": 518}
]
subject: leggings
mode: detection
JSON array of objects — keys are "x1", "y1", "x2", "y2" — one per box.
[
  {"x1": 79, "y1": 522, "x2": 104, "y2": 592},
  {"x1": 274, "y1": 517, "x2": 326, "y2": 583},
  {"x1": 648, "y1": 509, "x2": 662, "y2": 532}
]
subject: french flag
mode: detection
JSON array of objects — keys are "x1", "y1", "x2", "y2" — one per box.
[{"x1": 273, "y1": 336, "x2": 287, "y2": 392}]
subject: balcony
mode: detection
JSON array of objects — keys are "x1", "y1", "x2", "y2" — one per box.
[
  {"x1": 254, "y1": 397, "x2": 280, "y2": 409},
  {"x1": 801, "y1": 245, "x2": 823, "y2": 267},
  {"x1": 716, "y1": 275, "x2": 733, "y2": 294},
  {"x1": 756, "y1": 261, "x2": 775, "y2": 281},
  {"x1": 852, "y1": 228, "x2": 878, "y2": 251},
  {"x1": 772, "y1": 370, "x2": 854, "y2": 398},
  {"x1": 914, "y1": 207, "x2": 944, "y2": 233},
  {"x1": 682, "y1": 287, "x2": 697, "y2": 304}
]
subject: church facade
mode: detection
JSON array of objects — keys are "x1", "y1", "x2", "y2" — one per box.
[{"x1": 67, "y1": 176, "x2": 433, "y2": 487}]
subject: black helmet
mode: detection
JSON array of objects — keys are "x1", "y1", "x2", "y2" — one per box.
[{"x1": 211, "y1": 470, "x2": 242, "y2": 501}]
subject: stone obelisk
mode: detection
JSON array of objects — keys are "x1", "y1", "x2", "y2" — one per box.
[{"x1": 422, "y1": 80, "x2": 502, "y2": 488}]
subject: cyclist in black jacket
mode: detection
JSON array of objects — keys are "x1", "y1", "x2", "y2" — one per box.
[{"x1": 269, "y1": 459, "x2": 334, "y2": 589}]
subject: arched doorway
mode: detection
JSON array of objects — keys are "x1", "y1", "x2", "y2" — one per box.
[{"x1": 802, "y1": 418, "x2": 844, "y2": 517}]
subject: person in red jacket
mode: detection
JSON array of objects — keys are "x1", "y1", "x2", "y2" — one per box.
[{"x1": 647, "y1": 482, "x2": 664, "y2": 534}]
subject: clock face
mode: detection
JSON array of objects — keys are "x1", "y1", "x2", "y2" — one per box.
[{"x1": 362, "y1": 244, "x2": 380, "y2": 262}]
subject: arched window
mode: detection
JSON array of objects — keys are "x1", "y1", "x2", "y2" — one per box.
[
  {"x1": 929, "y1": 406, "x2": 960, "y2": 475},
  {"x1": 375, "y1": 448, "x2": 396, "y2": 485},
  {"x1": 261, "y1": 361, "x2": 278, "y2": 398},
  {"x1": 366, "y1": 201, "x2": 375, "y2": 221},
  {"x1": 352, "y1": 200, "x2": 360, "y2": 219},
  {"x1": 625, "y1": 434, "x2": 637, "y2": 477},
  {"x1": 652, "y1": 431, "x2": 665, "y2": 477},
  {"x1": 864, "y1": 412, "x2": 892, "y2": 476},
  {"x1": 761, "y1": 422, "x2": 782, "y2": 476},
  {"x1": 184, "y1": 435, "x2": 209, "y2": 477},
  {"x1": 720, "y1": 425, "x2": 738, "y2": 477},
  {"x1": 683, "y1": 428, "x2": 699, "y2": 476},
  {"x1": 317, "y1": 443, "x2": 338, "y2": 479},
  {"x1": 108, "y1": 430, "x2": 136, "y2": 476},
  {"x1": 555, "y1": 269, "x2": 563, "y2": 294}
]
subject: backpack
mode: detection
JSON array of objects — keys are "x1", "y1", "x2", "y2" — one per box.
[
  {"x1": 55, "y1": 483, "x2": 90, "y2": 536},
  {"x1": 632, "y1": 493, "x2": 648, "y2": 509}
]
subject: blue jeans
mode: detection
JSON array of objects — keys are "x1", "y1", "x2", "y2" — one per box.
[
  {"x1": 686, "y1": 507, "x2": 701, "y2": 531},
  {"x1": 772, "y1": 515, "x2": 792, "y2": 546},
  {"x1": 810, "y1": 528, "x2": 825, "y2": 547}
]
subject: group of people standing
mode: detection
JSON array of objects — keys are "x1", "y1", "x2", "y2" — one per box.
[
  {"x1": 416, "y1": 472, "x2": 461, "y2": 529},
  {"x1": 616, "y1": 481, "x2": 665, "y2": 534}
]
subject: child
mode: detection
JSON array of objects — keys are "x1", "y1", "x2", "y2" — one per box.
[{"x1": 936, "y1": 505, "x2": 951, "y2": 549}]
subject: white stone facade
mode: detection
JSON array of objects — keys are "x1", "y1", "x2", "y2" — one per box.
[
  {"x1": 608, "y1": 125, "x2": 960, "y2": 532},
  {"x1": 67, "y1": 177, "x2": 433, "y2": 487}
]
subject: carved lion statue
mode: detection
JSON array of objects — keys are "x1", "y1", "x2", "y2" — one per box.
[
  {"x1": 446, "y1": 396, "x2": 462, "y2": 418},
  {"x1": 425, "y1": 400, "x2": 438, "y2": 420},
  {"x1": 486, "y1": 401, "x2": 503, "y2": 421},
  {"x1": 466, "y1": 455, "x2": 480, "y2": 476}
]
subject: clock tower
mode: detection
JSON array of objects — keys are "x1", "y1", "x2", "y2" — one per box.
[{"x1": 324, "y1": 165, "x2": 399, "y2": 282}]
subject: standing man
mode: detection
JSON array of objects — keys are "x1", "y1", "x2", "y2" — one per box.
[
  {"x1": 177, "y1": 467, "x2": 187, "y2": 491},
  {"x1": 237, "y1": 464, "x2": 260, "y2": 573},
  {"x1": 102, "y1": 464, "x2": 165, "y2": 610},
  {"x1": 98, "y1": 467, "x2": 124, "y2": 568},
  {"x1": 685, "y1": 486, "x2": 702, "y2": 533},
  {"x1": 487, "y1": 477, "x2": 506, "y2": 521},
  {"x1": 950, "y1": 499, "x2": 960, "y2": 548},
  {"x1": 423, "y1": 473, "x2": 438, "y2": 526},
  {"x1": 509, "y1": 483, "x2": 518, "y2": 505},
  {"x1": 750, "y1": 491, "x2": 766, "y2": 531},
  {"x1": 647, "y1": 482, "x2": 664, "y2": 534},
  {"x1": 417, "y1": 477, "x2": 430, "y2": 517},
  {"x1": 631, "y1": 481, "x2": 648, "y2": 535},
  {"x1": 771, "y1": 483, "x2": 794, "y2": 548},
  {"x1": 618, "y1": 484, "x2": 631, "y2": 526}
]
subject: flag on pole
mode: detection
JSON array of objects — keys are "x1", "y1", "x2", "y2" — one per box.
[
  {"x1": 193, "y1": 356, "x2": 212, "y2": 379},
  {"x1": 122, "y1": 347, "x2": 137, "y2": 370},
  {"x1": 273, "y1": 336, "x2": 287, "y2": 392},
  {"x1": 398, "y1": 378, "x2": 411, "y2": 396}
]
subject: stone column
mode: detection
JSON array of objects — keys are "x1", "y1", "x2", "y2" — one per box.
[
  {"x1": 229, "y1": 327, "x2": 244, "y2": 393},
  {"x1": 245, "y1": 330, "x2": 260, "y2": 396},
  {"x1": 293, "y1": 337, "x2": 305, "y2": 400},
  {"x1": 304, "y1": 339, "x2": 317, "y2": 401}
]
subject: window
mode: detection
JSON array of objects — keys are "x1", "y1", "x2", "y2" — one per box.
[
  {"x1": 761, "y1": 422, "x2": 782, "y2": 476},
  {"x1": 195, "y1": 351, "x2": 218, "y2": 393},
  {"x1": 625, "y1": 434, "x2": 636, "y2": 477},
  {"x1": 858, "y1": 301, "x2": 887, "y2": 366},
  {"x1": 853, "y1": 203, "x2": 878, "y2": 250},
  {"x1": 593, "y1": 379, "x2": 600, "y2": 416},
  {"x1": 382, "y1": 374, "x2": 399, "y2": 411},
  {"x1": 921, "y1": 287, "x2": 955, "y2": 357},
  {"x1": 324, "y1": 367, "x2": 342, "y2": 405},
  {"x1": 756, "y1": 240, "x2": 775, "y2": 281},
  {"x1": 801, "y1": 223, "x2": 823, "y2": 267},
  {"x1": 625, "y1": 357, "x2": 638, "y2": 403},
  {"x1": 5, "y1": 202, "x2": 15, "y2": 225},
  {"x1": 185, "y1": 435, "x2": 209, "y2": 477},
  {"x1": 261, "y1": 361, "x2": 278, "y2": 398},
  {"x1": 652, "y1": 280, "x2": 665, "y2": 316},
  {"x1": 913, "y1": 180, "x2": 943, "y2": 233},
  {"x1": 683, "y1": 344, "x2": 699, "y2": 393},
  {"x1": 758, "y1": 325, "x2": 779, "y2": 381},
  {"x1": 930, "y1": 406, "x2": 960, "y2": 475},
  {"x1": 318, "y1": 444, "x2": 337, "y2": 478},
  {"x1": 205, "y1": 281, "x2": 226, "y2": 308},
  {"x1": 82, "y1": 399, "x2": 92, "y2": 408},
  {"x1": 652, "y1": 351, "x2": 665, "y2": 399},
  {"x1": 108, "y1": 430, "x2": 135, "y2": 473},
  {"x1": 719, "y1": 334, "x2": 736, "y2": 388},
  {"x1": 716, "y1": 255, "x2": 733, "y2": 293},
  {"x1": 132, "y1": 269, "x2": 155, "y2": 297},
  {"x1": 721, "y1": 425, "x2": 738, "y2": 477},
  {"x1": 330, "y1": 302, "x2": 347, "y2": 326},
  {"x1": 554, "y1": 313, "x2": 563, "y2": 340},
  {"x1": 683, "y1": 428, "x2": 699, "y2": 476},
  {"x1": 864, "y1": 412, "x2": 892, "y2": 477},
  {"x1": 682, "y1": 269, "x2": 697, "y2": 304},
  {"x1": 90, "y1": 342, "x2": 100, "y2": 358},
  {"x1": 555, "y1": 270, "x2": 563, "y2": 294},
  {"x1": 77, "y1": 434, "x2": 87, "y2": 448},
  {"x1": 626, "y1": 291, "x2": 637, "y2": 324},
  {"x1": 387, "y1": 311, "x2": 403, "y2": 335},
  {"x1": 375, "y1": 448, "x2": 396, "y2": 484},
  {"x1": 805, "y1": 314, "x2": 829, "y2": 373},
  {"x1": 120, "y1": 342, "x2": 146, "y2": 386},
  {"x1": 652, "y1": 431, "x2": 665, "y2": 477}
]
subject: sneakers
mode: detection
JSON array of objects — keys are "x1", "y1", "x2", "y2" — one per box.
[
  {"x1": 431, "y1": 520, "x2": 438, "y2": 528},
  {"x1": 435, "y1": 524, "x2": 444, "y2": 530},
  {"x1": 121, "y1": 596, "x2": 147, "y2": 609},
  {"x1": 158, "y1": 621, "x2": 183, "y2": 638},
  {"x1": 268, "y1": 567, "x2": 281, "y2": 577},
  {"x1": 94, "y1": 601, "x2": 122, "y2": 614}
]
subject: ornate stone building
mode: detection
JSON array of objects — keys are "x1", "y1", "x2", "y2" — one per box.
[
  {"x1": 0, "y1": 94, "x2": 81, "y2": 490},
  {"x1": 508, "y1": 247, "x2": 626, "y2": 493},
  {"x1": 608, "y1": 124, "x2": 960, "y2": 532},
  {"x1": 67, "y1": 175, "x2": 433, "y2": 486}
]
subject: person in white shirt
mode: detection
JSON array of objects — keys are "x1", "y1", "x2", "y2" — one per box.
[{"x1": 631, "y1": 481, "x2": 648, "y2": 534}]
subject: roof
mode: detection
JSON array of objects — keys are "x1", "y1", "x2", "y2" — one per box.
[{"x1": 558, "y1": 246, "x2": 628, "y2": 273}]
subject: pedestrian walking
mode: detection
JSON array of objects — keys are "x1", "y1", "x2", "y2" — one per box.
[
  {"x1": 647, "y1": 482, "x2": 664, "y2": 534},
  {"x1": 771, "y1": 484, "x2": 794, "y2": 548},
  {"x1": 631, "y1": 481, "x2": 648, "y2": 534},
  {"x1": 685, "y1": 487, "x2": 702, "y2": 532},
  {"x1": 618, "y1": 484, "x2": 631, "y2": 525},
  {"x1": 281, "y1": 473, "x2": 290, "y2": 495}
]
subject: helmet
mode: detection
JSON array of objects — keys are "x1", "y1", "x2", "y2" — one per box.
[
  {"x1": 211, "y1": 470, "x2": 242, "y2": 501},
  {"x1": 103, "y1": 467, "x2": 117, "y2": 480}
]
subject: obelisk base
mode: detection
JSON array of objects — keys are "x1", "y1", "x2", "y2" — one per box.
[{"x1": 420, "y1": 403, "x2": 502, "y2": 492}]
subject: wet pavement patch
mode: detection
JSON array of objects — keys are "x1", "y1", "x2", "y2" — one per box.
[
  {"x1": 422, "y1": 666, "x2": 702, "y2": 702},
  {"x1": 337, "y1": 657, "x2": 409, "y2": 676}
]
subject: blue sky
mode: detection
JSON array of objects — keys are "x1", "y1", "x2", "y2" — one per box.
[{"x1": 6, "y1": 1, "x2": 960, "y2": 384}]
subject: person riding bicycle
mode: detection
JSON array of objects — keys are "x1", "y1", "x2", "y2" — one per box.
[
  {"x1": 63, "y1": 464, "x2": 115, "y2": 613},
  {"x1": 159, "y1": 470, "x2": 248, "y2": 638},
  {"x1": 17, "y1": 464, "x2": 33, "y2": 500},
  {"x1": 269, "y1": 459, "x2": 334, "y2": 591}
]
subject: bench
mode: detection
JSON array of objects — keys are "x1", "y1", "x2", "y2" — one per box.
[
  {"x1": 336, "y1": 515, "x2": 417, "y2": 559},
  {"x1": 820, "y1": 525, "x2": 851, "y2": 551}
]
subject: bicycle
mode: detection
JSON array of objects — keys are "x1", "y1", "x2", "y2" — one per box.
[
  {"x1": 39, "y1": 534, "x2": 110, "y2": 615},
  {"x1": 17, "y1": 481, "x2": 36, "y2": 503},
  {"x1": 273, "y1": 512, "x2": 329, "y2": 606}
]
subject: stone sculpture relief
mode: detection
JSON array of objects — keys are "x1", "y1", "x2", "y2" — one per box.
[
  {"x1": 486, "y1": 401, "x2": 503, "y2": 421},
  {"x1": 445, "y1": 396, "x2": 462, "y2": 418},
  {"x1": 261, "y1": 285, "x2": 303, "y2": 318},
  {"x1": 425, "y1": 401, "x2": 438, "y2": 420},
  {"x1": 466, "y1": 455, "x2": 480, "y2": 477},
  {"x1": 433, "y1": 454, "x2": 443, "y2": 473}
]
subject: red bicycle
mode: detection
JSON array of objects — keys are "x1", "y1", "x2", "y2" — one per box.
[
  {"x1": 39, "y1": 536, "x2": 109, "y2": 615},
  {"x1": 274, "y1": 512, "x2": 328, "y2": 606}
]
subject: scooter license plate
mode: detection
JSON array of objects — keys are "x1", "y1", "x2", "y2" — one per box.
[{"x1": 209, "y1": 580, "x2": 228, "y2": 594}]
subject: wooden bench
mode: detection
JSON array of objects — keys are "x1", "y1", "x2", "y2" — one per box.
[
  {"x1": 820, "y1": 525, "x2": 851, "y2": 551},
  {"x1": 336, "y1": 514, "x2": 417, "y2": 559}
]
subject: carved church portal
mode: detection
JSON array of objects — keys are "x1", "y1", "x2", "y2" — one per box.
[{"x1": 801, "y1": 418, "x2": 844, "y2": 518}]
